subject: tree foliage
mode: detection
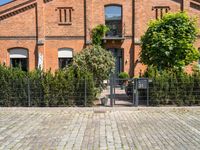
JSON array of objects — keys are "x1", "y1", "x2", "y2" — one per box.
[
  {"x1": 141, "y1": 12, "x2": 200, "y2": 70},
  {"x1": 91, "y1": 24, "x2": 109, "y2": 46},
  {"x1": 73, "y1": 45, "x2": 115, "y2": 90}
]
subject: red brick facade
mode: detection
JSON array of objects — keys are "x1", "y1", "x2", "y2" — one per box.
[{"x1": 0, "y1": 0, "x2": 199, "y2": 76}]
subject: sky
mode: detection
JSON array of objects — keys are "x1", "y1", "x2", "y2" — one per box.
[{"x1": 0, "y1": 0, "x2": 12, "y2": 6}]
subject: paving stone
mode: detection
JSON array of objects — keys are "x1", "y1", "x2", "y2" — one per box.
[{"x1": 0, "y1": 107, "x2": 199, "y2": 149}]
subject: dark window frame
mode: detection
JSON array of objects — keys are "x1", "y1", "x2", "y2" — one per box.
[
  {"x1": 58, "y1": 48, "x2": 73, "y2": 69},
  {"x1": 10, "y1": 58, "x2": 28, "y2": 72},
  {"x1": 105, "y1": 4, "x2": 123, "y2": 37},
  {"x1": 58, "y1": 58, "x2": 73, "y2": 69},
  {"x1": 8, "y1": 47, "x2": 29, "y2": 72}
]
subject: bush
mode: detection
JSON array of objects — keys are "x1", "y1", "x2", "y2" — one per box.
[
  {"x1": 0, "y1": 65, "x2": 95, "y2": 107},
  {"x1": 118, "y1": 72, "x2": 129, "y2": 79},
  {"x1": 147, "y1": 67, "x2": 200, "y2": 106},
  {"x1": 73, "y1": 45, "x2": 115, "y2": 91}
]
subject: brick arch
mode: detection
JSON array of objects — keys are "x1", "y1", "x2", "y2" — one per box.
[
  {"x1": 8, "y1": 47, "x2": 28, "y2": 51},
  {"x1": 104, "y1": 4, "x2": 123, "y2": 7}
]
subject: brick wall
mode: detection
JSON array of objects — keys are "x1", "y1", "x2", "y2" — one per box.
[{"x1": 0, "y1": 0, "x2": 199, "y2": 76}]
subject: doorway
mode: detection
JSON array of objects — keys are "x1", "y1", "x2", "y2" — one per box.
[{"x1": 108, "y1": 48, "x2": 123, "y2": 77}]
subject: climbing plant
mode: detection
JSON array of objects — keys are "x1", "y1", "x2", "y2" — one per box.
[{"x1": 91, "y1": 24, "x2": 109, "y2": 46}]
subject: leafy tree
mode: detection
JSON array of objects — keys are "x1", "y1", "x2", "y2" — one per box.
[
  {"x1": 73, "y1": 45, "x2": 115, "y2": 90},
  {"x1": 91, "y1": 24, "x2": 109, "y2": 46},
  {"x1": 141, "y1": 12, "x2": 200, "y2": 71}
]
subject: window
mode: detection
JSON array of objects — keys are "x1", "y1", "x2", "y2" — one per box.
[
  {"x1": 9, "y1": 48, "x2": 28, "y2": 71},
  {"x1": 152, "y1": 6, "x2": 170, "y2": 19},
  {"x1": 105, "y1": 5, "x2": 122, "y2": 37},
  {"x1": 56, "y1": 7, "x2": 74, "y2": 25},
  {"x1": 58, "y1": 48, "x2": 73, "y2": 69}
]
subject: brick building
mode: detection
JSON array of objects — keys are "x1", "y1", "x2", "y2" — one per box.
[{"x1": 0, "y1": 0, "x2": 199, "y2": 76}]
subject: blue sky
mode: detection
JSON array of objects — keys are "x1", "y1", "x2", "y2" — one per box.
[{"x1": 0, "y1": 0, "x2": 12, "y2": 5}]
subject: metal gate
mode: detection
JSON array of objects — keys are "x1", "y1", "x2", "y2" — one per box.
[{"x1": 109, "y1": 76, "x2": 150, "y2": 107}]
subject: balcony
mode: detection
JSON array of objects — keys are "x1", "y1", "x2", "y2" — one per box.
[{"x1": 102, "y1": 22, "x2": 125, "y2": 43}]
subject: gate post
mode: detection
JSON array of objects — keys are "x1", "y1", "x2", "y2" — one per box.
[
  {"x1": 135, "y1": 79, "x2": 139, "y2": 107},
  {"x1": 132, "y1": 79, "x2": 135, "y2": 106},
  {"x1": 147, "y1": 79, "x2": 149, "y2": 106},
  {"x1": 110, "y1": 74, "x2": 114, "y2": 107},
  {"x1": 84, "y1": 77, "x2": 87, "y2": 107},
  {"x1": 27, "y1": 78, "x2": 31, "y2": 107}
]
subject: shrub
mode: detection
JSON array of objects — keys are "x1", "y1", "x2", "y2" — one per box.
[
  {"x1": 148, "y1": 67, "x2": 200, "y2": 106},
  {"x1": 0, "y1": 65, "x2": 95, "y2": 107},
  {"x1": 118, "y1": 72, "x2": 129, "y2": 79},
  {"x1": 73, "y1": 45, "x2": 115, "y2": 91}
]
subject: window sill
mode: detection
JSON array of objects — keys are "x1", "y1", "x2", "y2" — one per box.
[
  {"x1": 102, "y1": 36, "x2": 125, "y2": 43},
  {"x1": 58, "y1": 22, "x2": 72, "y2": 25},
  {"x1": 102, "y1": 36, "x2": 125, "y2": 40}
]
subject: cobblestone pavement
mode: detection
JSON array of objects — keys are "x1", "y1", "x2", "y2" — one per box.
[{"x1": 0, "y1": 107, "x2": 200, "y2": 150}]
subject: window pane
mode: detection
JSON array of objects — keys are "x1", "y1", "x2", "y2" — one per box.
[
  {"x1": 105, "y1": 6, "x2": 122, "y2": 20},
  {"x1": 105, "y1": 6, "x2": 122, "y2": 37},
  {"x1": 59, "y1": 58, "x2": 72, "y2": 69},
  {"x1": 10, "y1": 58, "x2": 28, "y2": 72}
]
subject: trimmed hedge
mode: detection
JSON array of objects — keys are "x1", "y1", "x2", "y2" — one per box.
[
  {"x1": 0, "y1": 65, "x2": 96, "y2": 107},
  {"x1": 146, "y1": 66, "x2": 200, "y2": 106}
]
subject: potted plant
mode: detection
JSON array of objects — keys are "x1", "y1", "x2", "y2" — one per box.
[
  {"x1": 100, "y1": 96, "x2": 108, "y2": 106},
  {"x1": 118, "y1": 72, "x2": 130, "y2": 89}
]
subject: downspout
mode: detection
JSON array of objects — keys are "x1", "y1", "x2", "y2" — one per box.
[
  {"x1": 84, "y1": 0, "x2": 87, "y2": 47},
  {"x1": 35, "y1": 3, "x2": 39, "y2": 69},
  {"x1": 132, "y1": 0, "x2": 135, "y2": 76},
  {"x1": 181, "y1": 0, "x2": 184, "y2": 11}
]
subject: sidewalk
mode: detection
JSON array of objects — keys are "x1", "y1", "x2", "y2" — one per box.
[{"x1": 0, "y1": 107, "x2": 200, "y2": 150}]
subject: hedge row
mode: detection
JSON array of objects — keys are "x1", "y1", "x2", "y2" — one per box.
[
  {"x1": 147, "y1": 67, "x2": 200, "y2": 106},
  {"x1": 0, "y1": 65, "x2": 96, "y2": 107}
]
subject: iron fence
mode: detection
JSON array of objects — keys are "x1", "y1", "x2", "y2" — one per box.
[
  {"x1": 0, "y1": 78, "x2": 93, "y2": 107},
  {"x1": 2, "y1": 76, "x2": 200, "y2": 107},
  {"x1": 109, "y1": 77, "x2": 200, "y2": 106},
  {"x1": 148, "y1": 79, "x2": 200, "y2": 106}
]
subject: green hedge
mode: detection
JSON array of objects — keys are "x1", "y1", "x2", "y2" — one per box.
[
  {"x1": 0, "y1": 65, "x2": 96, "y2": 107},
  {"x1": 146, "y1": 66, "x2": 200, "y2": 106}
]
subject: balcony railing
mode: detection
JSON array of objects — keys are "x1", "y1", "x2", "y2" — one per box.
[{"x1": 103, "y1": 22, "x2": 125, "y2": 42}]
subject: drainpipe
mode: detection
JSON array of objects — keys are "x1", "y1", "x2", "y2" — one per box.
[
  {"x1": 84, "y1": 0, "x2": 87, "y2": 46},
  {"x1": 35, "y1": 0, "x2": 45, "y2": 70},
  {"x1": 181, "y1": 0, "x2": 184, "y2": 11},
  {"x1": 132, "y1": 0, "x2": 135, "y2": 76}
]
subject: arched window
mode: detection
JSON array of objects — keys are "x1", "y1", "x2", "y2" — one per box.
[
  {"x1": 58, "y1": 48, "x2": 73, "y2": 69},
  {"x1": 9, "y1": 48, "x2": 28, "y2": 71},
  {"x1": 105, "y1": 5, "x2": 122, "y2": 37}
]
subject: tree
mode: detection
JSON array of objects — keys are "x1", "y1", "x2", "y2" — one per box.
[
  {"x1": 140, "y1": 12, "x2": 200, "y2": 71},
  {"x1": 73, "y1": 45, "x2": 115, "y2": 90}
]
